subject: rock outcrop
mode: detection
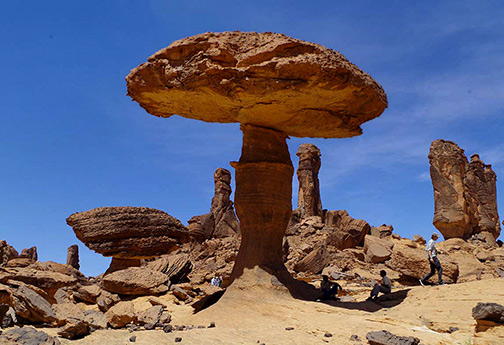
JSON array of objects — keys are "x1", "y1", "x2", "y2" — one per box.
[
  {"x1": 0, "y1": 240, "x2": 18, "y2": 266},
  {"x1": 67, "y1": 245, "x2": 80, "y2": 270},
  {"x1": 324, "y1": 210, "x2": 370, "y2": 250},
  {"x1": 66, "y1": 206, "x2": 189, "y2": 258},
  {"x1": 429, "y1": 140, "x2": 500, "y2": 240},
  {"x1": 187, "y1": 168, "x2": 240, "y2": 242},
  {"x1": 296, "y1": 144, "x2": 322, "y2": 219},
  {"x1": 19, "y1": 247, "x2": 37, "y2": 261},
  {"x1": 102, "y1": 267, "x2": 169, "y2": 295}
]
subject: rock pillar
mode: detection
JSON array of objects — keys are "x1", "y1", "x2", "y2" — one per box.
[
  {"x1": 67, "y1": 244, "x2": 80, "y2": 270},
  {"x1": 296, "y1": 144, "x2": 322, "y2": 219},
  {"x1": 211, "y1": 168, "x2": 240, "y2": 238}
]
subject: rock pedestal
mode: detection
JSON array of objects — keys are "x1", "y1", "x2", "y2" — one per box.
[
  {"x1": 429, "y1": 140, "x2": 500, "y2": 240},
  {"x1": 296, "y1": 144, "x2": 322, "y2": 219},
  {"x1": 67, "y1": 245, "x2": 79, "y2": 270}
]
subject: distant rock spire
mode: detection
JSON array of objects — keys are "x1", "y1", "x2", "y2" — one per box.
[
  {"x1": 67, "y1": 244, "x2": 80, "y2": 270},
  {"x1": 296, "y1": 144, "x2": 322, "y2": 219}
]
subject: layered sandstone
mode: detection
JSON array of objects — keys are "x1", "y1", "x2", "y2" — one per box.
[
  {"x1": 126, "y1": 31, "x2": 387, "y2": 139},
  {"x1": 66, "y1": 207, "x2": 189, "y2": 258},
  {"x1": 429, "y1": 140, "x2": 500, "y2": 240},
  {"x1": 66, "y1": 245, "x2": 79, "y2": 270},
  {"x1": 296, "y1": 144, "x2": 322, "y2": 219}
]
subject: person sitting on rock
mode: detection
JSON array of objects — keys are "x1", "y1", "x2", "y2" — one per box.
[
  {"x1": 367, "y1": 270, "x2": 392, "y2": 301},
  {"x1": 419, "y1": 232, "x2": 444, "y2": 286},
  {"x1": 320, "y1": 275, "x2": 342, "y2": 300}
]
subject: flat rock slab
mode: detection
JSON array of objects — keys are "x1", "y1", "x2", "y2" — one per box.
[
  {"x1": 0, "y1": 326, "x2": 61, "y2": 345},
  {"x1": 102, "y1": 267, "x2": 169, "y2": 295},
  {"x1": 66, "y1": 206, "x2": 189, "y2": 258},
  {"x1": 366, "y1": 330, "x2": 420, "y2": 345}
]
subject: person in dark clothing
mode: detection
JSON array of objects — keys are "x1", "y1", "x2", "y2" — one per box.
[
  {"x1": 419, "y1": 232, "x2": 444, "y2": 286},
  {"x1": 320, "y1": 275, "x2": 342, "y2": 300},
  {"x1": 367, "y1": 270, "x2": 392, "y2": 301}
]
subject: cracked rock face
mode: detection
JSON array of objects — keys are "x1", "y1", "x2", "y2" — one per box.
[
  {"x1": 126, "y1": 31, "x2": 387, "y2": 138},
  {"x1": 66, "y1": 207, "x2": 189, "y2": 258},
  {"x1": 429, "y1": 140, "x2": 500, "y2": 240}
]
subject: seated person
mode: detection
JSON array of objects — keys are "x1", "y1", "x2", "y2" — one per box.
[
  {"x1": 320, "y1": 275, "x2": 342, "y2": 300},
  {"x1": 367, "y1": 270, "x2": 392, "y2": 301}
]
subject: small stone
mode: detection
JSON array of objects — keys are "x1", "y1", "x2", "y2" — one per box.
[
  {"x1": 163, "y1": 324, "x2": 173, "y2": 333},
  {"x1": 128, "y1": 324, "x2": 140, "y2": 333},
  {"x1": 448, "y1": 326, "x2": 459, "y2": 333},
  {"x1": 350, "y1": 334, "x2": 359, "y2": 340},
  {"x1": 197, "y1": 325, "x2": 205, "y2": 329},
  {"x1": 186, "y1": 325, "x2": 194, "y2": 330},
  {"x1": 129, "y1": 335, "x2": 137, "y2": 342},
  {"x1": 324, "y1": 332, "x2": 333, "y2": 337},
  {"x1": 175, "y1": 337, "x2": 182, "y2": 342},
  {"x1": 144, "y1": 323, "x2": 156, "y2": 330},
  {"x1": 208, "y1": 321, "x2": 216, "y2": 328},
  {"x1": 285, "y1": 327, "x2": 294, "y2": 331}
]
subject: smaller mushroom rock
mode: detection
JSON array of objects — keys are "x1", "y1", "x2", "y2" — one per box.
[
  {"x1": 296, "y1": 144, "x2": 322, "y2": 219},
  {"x1": 66, "y1": 207, "x2": 189, "y2": 258}
]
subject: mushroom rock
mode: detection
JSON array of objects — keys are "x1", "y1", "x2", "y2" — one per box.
[
  {"x1": 296, "y1": 143, "x2": 322, "y2": 219},
  {"x1": 126, "y1": 31, "x2": 387, "y2": 300},
  {"x1": 66, "y1": 206, "x2": 189, "y2": 259},
  {"x1": 429, "y1": 140, "x2": 500, "y2": 240},
  {"x1": 66, "y1": 245, "x2": 80, "y2": 270},
  {"x1": 19, "y1": 247, "x2": 38, "y2": 262}
]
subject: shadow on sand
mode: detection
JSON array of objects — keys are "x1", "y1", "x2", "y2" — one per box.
[{"x1": 319, "y1": 288, "x2": 411, "y2": 312}]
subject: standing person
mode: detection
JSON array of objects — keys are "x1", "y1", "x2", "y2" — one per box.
[
  {"x1": 320, "y1": 275, "x2": 342, "y2": 300},
  {"x1": 367, "y1": 270, "x2": 392, "y2": 301},
  {"x1": 419, "y1": 232, "x2": 444, "y2": 286}
]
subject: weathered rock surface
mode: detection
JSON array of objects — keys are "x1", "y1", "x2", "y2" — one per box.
[
  {"x1": 102, "y1": 267, "x2": 169, "y2": 295},
  {"x1": 66, "y1": 206, "x2": 189, "y2": 258},
  {"x1": 0, "y1": 282, "x2": 58, "y2": 324},
  {"x1": 366, "y1": 330, "x2": 420, "y2": 345},
  {"x1": 105, "y1": 301, "x2": 136, "y2": 328},
  {"x1": 57, "y1": 319, "x2": 90, "y2": 340},
  {"x1": 472, "y1": 302, "x2": 504, "y2": 332},
  {"x1": 105, "y1": 258, "x2": 142, "y2": 275},
  {"x1": 296, "y1": 144, "x2": 322, "y2": 219},
  {"x1": 144, "y1": 254, "x2": 193, "y2": 285},
  {"x1": 136, "y1": 305, "x2": 163, "y2": 325},
  {"x1": 363, "y1": 235, "x2": 394, "y2": 263},
  {"x1": 293, "y1": 245, "x2": 329, "y2": 274},
  {"x1": 429, "y1": 140, "x2": 500, "y2": 240},
  {"x1": 67, "y1": 244, "x2": 80, "y2": 270},
  {"x1": 0, "y1": 240, "x2": 18, "y2": 266},
  {"x1": 0, "y1": 327, "x2": 61, "y2": 345},
  {"x1": 83, "y1": 310, "x2": 108, "y2": 330},
  {"x1": 325, "y1": 210, "x2": 369, "y2": 250},
  {"x1": 386, "y1": 243, "x2": 459, "y2": 284},
  {"x1": 126, "y1": 31, "x2": 387, "y2": 139},
  {"x1": 370, "y1": 224, "x2": 393, "y2": 238}
]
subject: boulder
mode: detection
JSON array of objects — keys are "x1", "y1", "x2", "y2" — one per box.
[
  {"x1": 0, "y1": 282, "x2": 58, "y2": 325},
  {"x1": 96, "y1": 290, "x2": 120, "y2": 312},
  {"x1": 5, "y1": 258, "x2": 33, "y2": 268},
  {"x1": 144, "y1": 254, "x2": 193, "y2": 285},
  {"x1": 325, "y1": 210, "x2": 369, "y2": 250},
  {"x1": 296, "y1": 144, "x2": 322, "y2": 219},
  {"x1": 472, "y1": 302, "x2": 504, "y2": 332},
  {"x1": 429, "y1": 140, "x2": 500, "y2": 240},
  {"x1": 27, "y1": 261, "x2": 85, "y2": 280},
  {"x1": 66, "y1": 206, "x2": 189, "y2": 258},
  {"x1": 102, "y1": 267, "x2": 169, "y2": 295},
  {"x1": 366, "y1": 330, "x2": 420, "y2": 345},
  {"x1": 412, "y1": 235, "x2": 426, "y2": 245},
  {"x1": 363, "y1": 235, "x2": 394, "y2": 263},
  {"x1": 294, "y1": 245, "x2": 329, "y2": 274},
  {"x1": 52, "y1": 303, "x2": 85, "y2": 325},
  {"x1": 136, "y1": 305, "x2": 163, "y2": 326},
  {"x1": 105, "y1": 301, "x2": 136, "y2": 328},
  {"x1": 73, "y1": 284, "x2": 102, "y2": 304},
  {"x1": 0, "y1": 327, "x2": 61, "y2": 345},
  {"x1": 83, "y1": 310, "x2": 108, "y2": 330},
  {"x1": 370, "y1": 224, "x2": 394, "y2": 238},
  {"x1": 386, "y1": 244, "x2": 459, "y2": 283},
  {"x1": 57, "y1": 319, "x2": 90, "y2": 340}
]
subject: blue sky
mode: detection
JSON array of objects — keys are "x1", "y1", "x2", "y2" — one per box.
[{"x1": 1, "y1": 1, "x2": 503, "y2": 276}]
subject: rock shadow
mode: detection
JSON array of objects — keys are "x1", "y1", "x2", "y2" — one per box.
[{"x1": 319, "y1": 289, "x2": 411, "y2": 312}]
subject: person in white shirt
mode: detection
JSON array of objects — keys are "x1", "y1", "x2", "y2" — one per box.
[
  {"x1": 419, "y1": 232, "x2": 444, "y2": 286},
  {"x1": 367, "y1": 270, "x2": 392, "y2": 301}
]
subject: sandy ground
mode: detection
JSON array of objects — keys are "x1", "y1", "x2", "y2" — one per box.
[{"x1": 38, "y1": 278, "x2": 504, "y2": 345}]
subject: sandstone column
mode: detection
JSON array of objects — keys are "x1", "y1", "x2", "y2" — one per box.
[
  {"x1": 67, "y1": 244, "x2": 80, "y2": 270},
  {"x1": 296, "y1": 143, "x2": 322, "y2": 219}
]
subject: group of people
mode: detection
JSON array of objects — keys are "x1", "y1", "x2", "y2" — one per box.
[{"x1": 320, "y1": 232, "x2": 445, "y2": 302}]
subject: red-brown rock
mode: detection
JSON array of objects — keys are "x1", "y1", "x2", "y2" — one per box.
[
  {"x1": 102, "y1": 267, "x2": 169, "y2": 295},
  {"x1": 296, "y1": 144, "x2": 322, "y2": 219},
  {"x1": 66, "y1": 245, "x2": 80, "y2": 270},
  {"x1": 66, "y1": 206, "x2": 189, "y2": 258}
]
